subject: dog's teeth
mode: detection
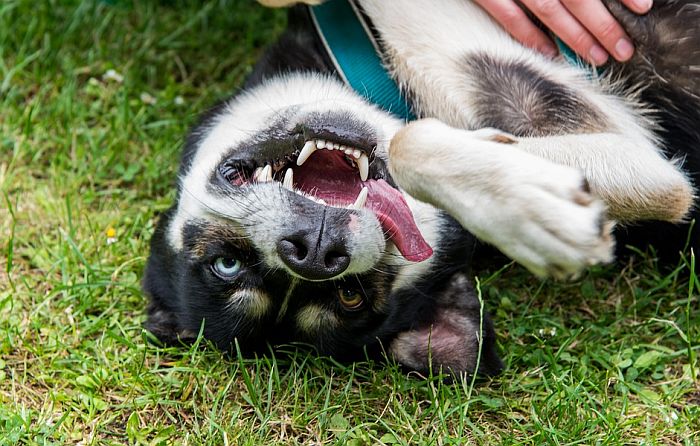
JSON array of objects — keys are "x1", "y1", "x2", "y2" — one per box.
[
  {"x1": 344, "y1": 148, "x2": 353, "y2": 156},
  {"x1": 352, "y1": 149, "x2": 362, "y2": 159},
  {"x1": 260, "y1": 165, "x2": 273, "y2": 182},
  {"x1": 283, "y1": 168, "x2": 294, "y2": 190},
  {"x1": 253, "y1": 167, "x2": 263, "y2": 181},
  {"x1": 358, "y1": 153, "x2": 369, "y2": 181},
  {"x1": 332, "y1": 143, "x2": 340, "y2": 150},
  {"x1": 297, "y1": 140, "x2": 317, "y2": 166},
  {"x1": 317, "y1": 140, "x2": 326, "y2": 149},
  {"x1": 350, "y1": 187, "x2": 368, "y2": 209}
]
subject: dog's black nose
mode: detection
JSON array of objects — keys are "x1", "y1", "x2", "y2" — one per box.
[{"x1": 277, "y1": 230, "x2": 350, "y2": 280}]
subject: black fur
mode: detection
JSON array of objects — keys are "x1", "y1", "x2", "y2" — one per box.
[{"x1": 463, "y1": 53, "x2": 608, "y2": 136}]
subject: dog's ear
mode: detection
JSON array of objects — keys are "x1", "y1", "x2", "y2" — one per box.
[
  {"x1": 389, "y1": 273, "x2": 503, "y2": 377},
  {"x1": 142, "y1": 208, "x2": 194, "y2": 345}
]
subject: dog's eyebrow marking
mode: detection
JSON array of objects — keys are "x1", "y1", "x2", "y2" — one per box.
[
  {"x1": 295, "y1": 304, "x2": 339, "y2": 335},
  {"x1": 225, "y1": 288, "x2": 271, "y2": 319},
  {"x1": 276, "y1": 278, "x2": 299, "y2": 323},
  {"x1": 185, "y1": 222, "x2": 254, "y2": 259}
]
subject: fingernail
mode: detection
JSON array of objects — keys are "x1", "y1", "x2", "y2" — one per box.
[
  {"x1": 615, "y1": 38, "x2": 634, "y2": 61},
  {"x1": 633, "y1": 0, "x2": 652, "y2": 12},
  {"x1": 589, "y1": 44, "x2": 609, "y2": 66}
]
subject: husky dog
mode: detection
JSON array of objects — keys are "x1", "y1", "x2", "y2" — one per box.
[{"x1": 143, "y1": 0, "x2": 700, "y2": 376}]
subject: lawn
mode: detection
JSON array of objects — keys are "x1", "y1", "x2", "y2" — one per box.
[{"x1": 1, "y1": 0, "x2": 698, "y2": 444}]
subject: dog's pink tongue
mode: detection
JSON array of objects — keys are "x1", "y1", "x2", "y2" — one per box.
[
  {"x1": 293, "y1": 150, "x2": 432, "y2": 262},
  {"x1": 366, "y1": 179, "x2": 433, "y2": 262}
]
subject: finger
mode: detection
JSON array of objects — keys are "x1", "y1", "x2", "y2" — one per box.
[
  {"x1": 621, "y1": 0, "x2": 653, "y2": 14},
  {"x1": 474, "y1": 0, "x2": 558, "y2": 57},
  {"x1": 521, "y1": 0, "x2": 609, "y2": 65},
  {"x1": 562, "y1": 0, "x2": 634, "y2": 62}
]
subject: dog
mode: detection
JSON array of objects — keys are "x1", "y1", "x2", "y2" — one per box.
[{"x1": 143, "y1": 0, "x2": 700, "y2": 377}]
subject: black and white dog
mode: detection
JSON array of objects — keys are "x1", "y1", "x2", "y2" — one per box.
[{"x1": 143, "y1": 0, "x2": 700, "y2": 376}]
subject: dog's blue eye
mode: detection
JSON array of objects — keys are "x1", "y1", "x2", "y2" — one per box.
[{"x1": 211, "y1": 257, "x2": 242, "y2": 279}]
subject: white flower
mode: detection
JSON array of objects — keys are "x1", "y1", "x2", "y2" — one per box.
[
  {"x1": 103, "y1": 69, "x2": 124, "y2": 83},
  {"x1": 140, "y1": 92, "x2": 156, "y2": 105}
]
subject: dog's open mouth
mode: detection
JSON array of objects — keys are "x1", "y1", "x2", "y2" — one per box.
[{"x1": 219, "y1": 136, "x2": 433, "y2": 262}]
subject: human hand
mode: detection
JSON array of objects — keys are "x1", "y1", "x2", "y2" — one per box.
[{"x1": 473, "y1": 0, "x2": 653, "y2": 65}]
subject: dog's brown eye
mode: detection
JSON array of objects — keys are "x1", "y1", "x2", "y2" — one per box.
[{"x1": 337, "y1": 287, "x2": 364, "y2": 310}]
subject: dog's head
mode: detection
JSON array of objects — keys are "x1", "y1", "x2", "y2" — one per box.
[{"x1": 143, "y1": 73, "x2": 502, "y2": 376}]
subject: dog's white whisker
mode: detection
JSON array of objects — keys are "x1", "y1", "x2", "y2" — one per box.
[
  {"x1": 283, "y1": 168, "x2": 294, "y2": 190},
  {"x1": 358, "y1": 153, "x2": 369, "y2": 181},
  {"x1": 297, "y1": 140, "x2": 317, "y2": 166},
  {"x1": 349, "y1": 186, "x2": 369, "y2": 210}
]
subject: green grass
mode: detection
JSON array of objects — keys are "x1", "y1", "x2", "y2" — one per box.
[{"x1": 1, "y1": 1, "x2": 698, "y2": 444}]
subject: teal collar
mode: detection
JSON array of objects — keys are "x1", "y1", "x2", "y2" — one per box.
[
  {"x1": 309, "y1": 0, "x2": 416, "y2": 121},
  {"x1": 309, "y1": 2, "x2": 598, "y2": 121},
  {"x1": 555, "y1": 37, "x2": 604, "y2": 77}
]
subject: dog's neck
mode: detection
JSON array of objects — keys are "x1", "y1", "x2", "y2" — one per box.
[{"x1": 308, "y1": 0, "x2": 415, "y2": 121}]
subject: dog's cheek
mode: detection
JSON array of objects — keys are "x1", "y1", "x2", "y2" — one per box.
[{"x1": 344, "y1": 212, "x2": 385, "y2": 274}]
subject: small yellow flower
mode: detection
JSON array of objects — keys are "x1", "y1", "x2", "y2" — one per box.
[{"x1": 106, "y1": 227, "x2": 118, "y2": 245}]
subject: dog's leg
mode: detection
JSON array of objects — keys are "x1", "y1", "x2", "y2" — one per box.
[
  {"x1": 390, "y1": 119, "x2": 614, "y2": 278},
  {"x1": 503, "y1": 134, "x2": 693, "y2": 223},
  {"x1": 360, "y1": 0, "x2": 694, "y2": 223}
]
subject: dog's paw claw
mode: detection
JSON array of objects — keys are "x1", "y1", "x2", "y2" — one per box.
[{"x1": 471, "y1": 127, "x2": 517, "y2": 144}]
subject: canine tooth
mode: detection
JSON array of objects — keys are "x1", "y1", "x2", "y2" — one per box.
[
  {"x1": 352, "y1": 149, "x2": 362, "y2": 159},
  {"x1": 283, "y1": 168, "x2": 294, "y2": 190},
  {"x1": 316, "y1": 140, "x2": 326, "y2": 149},
  {"x1": 350, "y1": 187, "x2": 368, "y2": 209},
  {"x1": 297, "y1": 140, "x2": 317, "y2": 166},
  {"x1": 358, "y1": 153, "x2": 369, "y2": 181},
  {"x1": 253, "y1": 167, "x2": 263, "y2": 181},
  {"x1": 260, "y1": 165, "x2": 273, "y2": 182}
]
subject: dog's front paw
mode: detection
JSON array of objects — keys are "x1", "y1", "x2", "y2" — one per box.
[
  {"x1": 489, "y1": 165, "x2": 615, "y2": 279},
  {"x1": 389, "y1": 119, "x2": 614, "y2": 279}
]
